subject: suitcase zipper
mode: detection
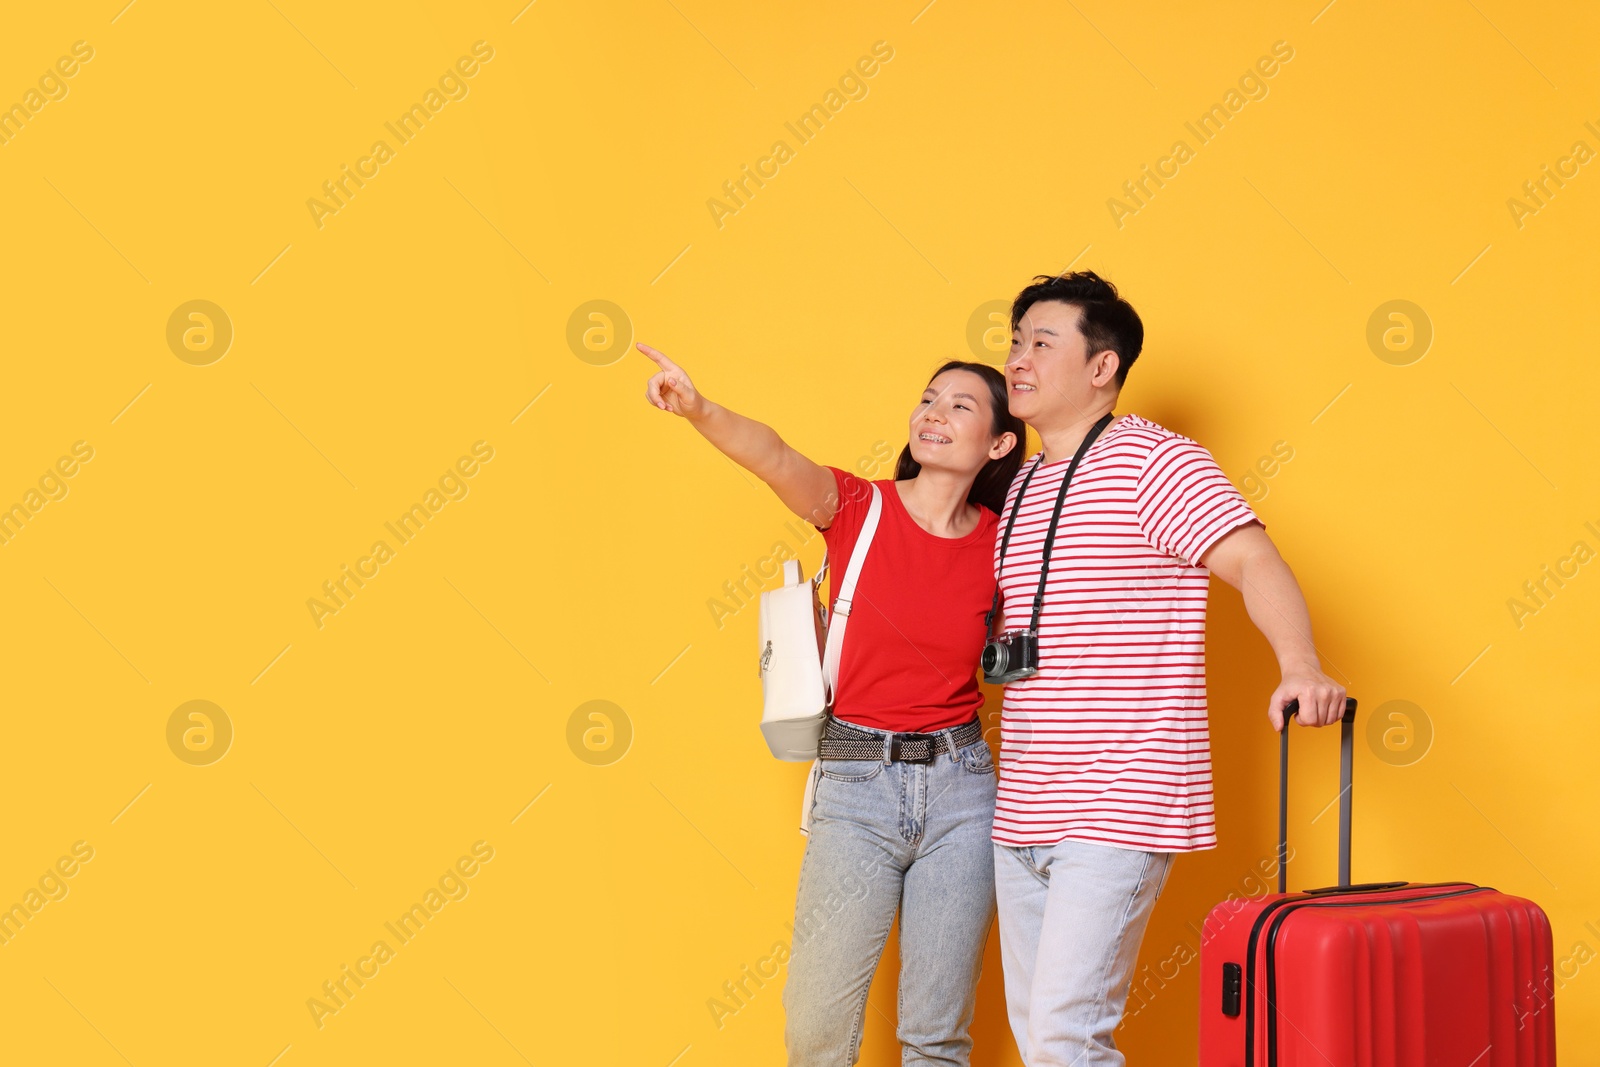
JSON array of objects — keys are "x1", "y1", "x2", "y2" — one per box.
[
  {"x1": 1256, "y1": 885, "x2": 1494, "y2": 1067},
  {"x1": 1239, "y1": 883, "x2": 1478, "y2": 1067}
]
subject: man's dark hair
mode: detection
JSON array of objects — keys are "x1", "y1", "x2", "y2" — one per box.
[{"x1": 1010, "y1": 271, "x2": 1144, "y2": 387}]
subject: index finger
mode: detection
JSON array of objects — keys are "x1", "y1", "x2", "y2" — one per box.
[{"x1": 636, "y1": 343, "x2": 678, "y2": 371}]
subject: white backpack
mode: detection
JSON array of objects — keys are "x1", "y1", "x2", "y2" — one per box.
[{"x1": 757, "y1": 484, "x2": 884, "y2": 761}]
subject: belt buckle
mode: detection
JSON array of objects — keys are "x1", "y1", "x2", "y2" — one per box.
[{"x1": 891, "y1": 732, "x2": 936, "y2": 763}]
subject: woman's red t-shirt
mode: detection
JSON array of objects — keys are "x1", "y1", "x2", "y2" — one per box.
[{"x1": 812, "y1": 466, "x2": 1000, "y2": 733}]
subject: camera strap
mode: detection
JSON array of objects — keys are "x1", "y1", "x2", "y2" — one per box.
[{"x1": 984, "y1": 411, "x2": 1116, "y2": 635}]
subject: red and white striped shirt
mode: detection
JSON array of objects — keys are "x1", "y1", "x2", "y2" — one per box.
[{"x1": 991, "y1": 414, "x2": 1261, "y2": 852}]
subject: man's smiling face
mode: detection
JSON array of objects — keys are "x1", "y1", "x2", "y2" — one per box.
[{"x1": 1005, "y1": 300, "x2": 1094, "y2": 425}]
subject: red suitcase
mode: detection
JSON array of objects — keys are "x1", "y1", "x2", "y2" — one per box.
[{"x1": 1198, "y1": 699, "x2": 1557, "y2": 1066}]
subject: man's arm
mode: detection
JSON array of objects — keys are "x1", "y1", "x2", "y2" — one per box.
[{"x1": 1200, "y1": 521, "x2": 1347, "y2": 731}]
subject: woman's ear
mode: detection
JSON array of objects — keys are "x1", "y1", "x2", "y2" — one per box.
[{"x1": 990, "y1": 431, "x2": 1018, "y2": 460}]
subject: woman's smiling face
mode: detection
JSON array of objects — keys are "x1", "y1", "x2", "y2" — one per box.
[{"x1": 907, "y1": 368, "x2": 1002, "y2": 473}]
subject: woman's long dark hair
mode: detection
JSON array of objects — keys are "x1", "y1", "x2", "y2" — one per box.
[{"x1": 893, "y1": 360, "x2": 1026, "y2": 516}]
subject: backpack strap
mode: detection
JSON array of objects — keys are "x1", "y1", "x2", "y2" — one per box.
[{"x1": 820, "y1": 484, "x2": 883, "y2": 708}]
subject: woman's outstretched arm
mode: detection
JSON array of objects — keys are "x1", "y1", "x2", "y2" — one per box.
[{"x1": 639, "y1": 343, "x2": 840, "y2": 529}]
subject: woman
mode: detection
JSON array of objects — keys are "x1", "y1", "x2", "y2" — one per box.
[{"x1": 639, "y1": 340, "x2": 1023, "y2": 1066}]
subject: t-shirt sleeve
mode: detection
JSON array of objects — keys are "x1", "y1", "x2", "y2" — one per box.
[
  {"x1": 1135, "y1": 437, "x2": 1262, "y2": 567},
  {"x1": 813, "y1": 466, "x2": 875, "y2": 611},
  {"x1": 813, "y1": 465, "x2": 867, "y2": 531}
]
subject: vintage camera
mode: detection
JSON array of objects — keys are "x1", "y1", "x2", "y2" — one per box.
[{"x1": 982, "y1": 628, "x2": 1039, "y2": 684}]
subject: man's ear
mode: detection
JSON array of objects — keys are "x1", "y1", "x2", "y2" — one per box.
[{"x1": 1090, "y1": 350, "x2": 1121, "y2": 388}]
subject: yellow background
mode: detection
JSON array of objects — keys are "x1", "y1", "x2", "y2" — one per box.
[{"x1": 2, "y1": 0, "x2": 1596, "y2": 1063}]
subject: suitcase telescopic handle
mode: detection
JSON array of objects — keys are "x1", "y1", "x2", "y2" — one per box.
[{"x1": 1278, "y1": 697, "x2": 1358, "y2": 894}]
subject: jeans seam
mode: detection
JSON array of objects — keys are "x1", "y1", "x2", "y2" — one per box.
[
  {"x1": 1083, "y1": 850, "x2": 1152, "y2": 1061},
  {"x1": 820, "y1": 765, "x2": 883, "y2": 783},
  {"x1": 1001, "y1": 842, "x2": 1049, "y2": 889},
  {"x1": 820, "y1": 751, "x2": 885, "y2": 783},
  {"x1": 925, "y1": 775, "x2": 956, "y2": 821},
  {"x1": 903, "y1": 764, "x2": 924, "y2": 848},
  {"x1": 897, "y1": 950, "x2": 906, "y2": 1062},
  {"x1": 959, "y1": 738, "x2": 994, "y2": 776},
  {"x1": 847, "y1": 978, "x2": 868, "y2": 1065},
  {"x1": 846, "y1": 916, "x2": 895, "y2": 1066},
  {"x1": 1028, "y1": 845, "x2": 1047, "y2": 881}
]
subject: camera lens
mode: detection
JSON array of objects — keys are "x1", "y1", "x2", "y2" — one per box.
[{"x1": 982, "y1": 643, "x2": 1003, "y2": 674}]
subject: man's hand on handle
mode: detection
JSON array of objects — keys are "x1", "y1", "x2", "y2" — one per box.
[{"x1": 1269, "y1": 669, "x2": 1347, "y2": 732}]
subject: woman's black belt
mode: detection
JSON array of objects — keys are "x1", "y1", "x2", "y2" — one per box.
[{"x1": 817, "y1": 714, "x2": 983, "y2": 763}]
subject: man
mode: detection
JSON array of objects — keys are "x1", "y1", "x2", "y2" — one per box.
[{"x1": 989, "y1": 271, "x2": 1346, "y2": 1066}]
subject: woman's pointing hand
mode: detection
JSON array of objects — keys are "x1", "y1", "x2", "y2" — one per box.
[{"x1": 639, "y1": 343, "x2": 708, "y2": 420}]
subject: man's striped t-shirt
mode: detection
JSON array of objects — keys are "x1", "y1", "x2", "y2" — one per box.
[{"x1": 991, "y1": 413, "x2": 1261, "y2": 853}]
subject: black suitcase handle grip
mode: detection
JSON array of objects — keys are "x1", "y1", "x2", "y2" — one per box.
[
  {"x1": 1300, "y1": 881, "x2": 1407, "y2": 895},
  {"x1": 1278, "y1": 697, "x2": 1359, "y2": 894}
]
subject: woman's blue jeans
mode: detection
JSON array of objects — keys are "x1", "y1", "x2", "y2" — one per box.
[{"x1": 783, "y1": 723, "x2": 998, "y2": 1065}]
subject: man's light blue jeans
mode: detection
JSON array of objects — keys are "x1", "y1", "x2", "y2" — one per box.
[
  {"x1": 783, "y1": 723, "x2": 998, "y2": 1066},
  {"x1": 992, "y1": 837, "x2": 1174, "y2": 1066}
]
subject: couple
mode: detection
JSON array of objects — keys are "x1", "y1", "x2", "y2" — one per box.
[{"x1": 641, "y1": 272, "x2": 1346, "y2": 1066}]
